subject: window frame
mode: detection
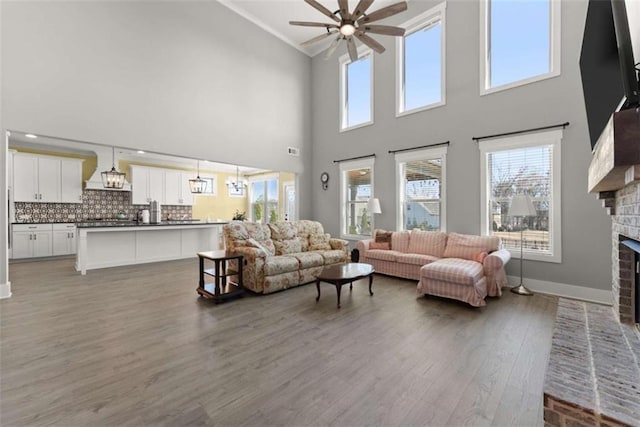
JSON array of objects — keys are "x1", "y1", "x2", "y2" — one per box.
[
  {"x1": 339, "y1": 47, "x2": 374, "y2": 132},
  {"x1": 339, "y1": 157, "x2": 375, "y2": 239},
  {"x1": 248, "y1": 173, "x2": 279, "y2": 224},
  {"x1": 395, "y1": 145, "x2": 447, "y2": 232},
  {"x1": 479, "y1": 0, "x2": 561, "y2": 96},
  {"x1": 395, "y1": 2, "x2": 447, "y2": 117},
  {"x1": 479, "y1": 128, "x2": 562, "y2": 263}
]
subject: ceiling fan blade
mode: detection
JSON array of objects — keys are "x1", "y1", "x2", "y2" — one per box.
[
  {"x1": 355, "y1": 31, "x2": 385, "y2": 53},
  {"x1": 304, "y1": 0, "x2": 340, "y2": 22},
  {"x1": 351, "y1": 0, "x2": 374, "y2": 20},
  {"x1": 338, "y1": 0, "x2": 350, "y2": 19},
  {"x1": 357, "y1": 1, "x2": 408, "y2": 24},
  {"x1": 289, "y1": 21, "x2": 338, "y2": 28},
  {"x1": 347, "y1": 36, "x2": 359, "y2": 62},
  {"x1": 361, "y1": 24, "x2": 405, "y2": 36},
  {"x1": 301, "y1": 30, "x2": 338, "y2": 46},
  {"x1": 324, "y1": 36, "x2": 342, "y2": 60}
]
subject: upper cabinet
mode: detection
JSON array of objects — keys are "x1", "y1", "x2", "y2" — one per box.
[
  {"x1": 13, "y1": 153, "x2": 83, "y2": 204},
  {"x1": 130, "y1": 165, "x2": 193, "y2": 206}
]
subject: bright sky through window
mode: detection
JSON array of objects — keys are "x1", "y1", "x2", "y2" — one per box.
[
  {"x1": 404, "y1": 22, "x2": 442, "y2": 110},
  {"x1": 346, "y1": 55, "x2": 371, "y2": 128},
  {"x1": 490, "y1": 0, "x2": 550, "y2": 88}
]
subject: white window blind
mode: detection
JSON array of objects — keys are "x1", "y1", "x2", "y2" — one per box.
[{"x1": 480, "y1": 129, "x2": 562, "y2": 262}]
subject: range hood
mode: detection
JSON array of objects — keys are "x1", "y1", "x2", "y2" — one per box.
[{"x1": 85, "y1": 146, "x2": 131, "y2": 191}]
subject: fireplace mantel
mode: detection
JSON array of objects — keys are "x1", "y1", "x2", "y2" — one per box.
[{"x1": 588, "y1": 108, "x2": 640, "y2": 195}]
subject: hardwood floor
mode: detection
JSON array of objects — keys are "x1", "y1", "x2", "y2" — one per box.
[{"x1": 1, "y1": 258, "x2": 557, "y2": 426}]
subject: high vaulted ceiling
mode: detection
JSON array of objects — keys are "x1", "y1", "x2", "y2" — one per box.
[{"x1": 218, "y1": 0, "x2": 404, "y2": 57}]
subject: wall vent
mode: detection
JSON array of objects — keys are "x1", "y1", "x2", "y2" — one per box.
[{"x1": 287, "y1": 147, "x2": 300, "y2": 156}]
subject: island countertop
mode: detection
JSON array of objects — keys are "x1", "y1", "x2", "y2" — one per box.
[
  {"x1": 75, "y1": 221, "x2": 228, "y2": 228},
  {"x1": 75, "y1": 222, "x2": 226, "y2": 275}
]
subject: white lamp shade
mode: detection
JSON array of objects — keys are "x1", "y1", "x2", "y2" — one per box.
[
  {"x1": 509, "y1": 195, "x2": 537, "y2": 217},
  {"x1": 368, "y1": 198, "x2": 382, "y2": 214}
]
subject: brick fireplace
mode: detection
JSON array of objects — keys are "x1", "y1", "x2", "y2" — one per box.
[{"x1": 543, "y1": 109, "x2": 640, "y2": 426}]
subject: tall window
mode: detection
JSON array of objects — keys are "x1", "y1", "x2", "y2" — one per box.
[
  {"x1": 480, "y1": 0, "x2": 561, "y2": 94},
  {"x1": 479, "y1": 129, "x2": 562, "y2": 262},
  {"x1": 249, "y1": 177, "x2": 279, "y2": 224},
  {"x1": 396, "y1": 146, "x2": 447, "y2": 231},
  {"x1": 340, "y1": 158, "x2": 375, "y2": 238},
  {"x1": 397, "y1": 3, "x2": 446, "y2": 116},
  {"x1": 340, "y1": 49, "x2": 373, "y2": 131}
]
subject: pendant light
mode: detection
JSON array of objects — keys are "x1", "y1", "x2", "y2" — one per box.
[
  {"x1": 225, "y1": 166, "x2": 246, "y2": 191},
  {"x1": 189, "y1": 160, "x2": 207, "y2": 194},
  {"x1": 101, "y1": 146, "x2": 126, "y2": 189}
]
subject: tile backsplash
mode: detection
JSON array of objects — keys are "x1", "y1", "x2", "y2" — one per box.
[{"x1": 14, "y1": 190, "x2": 192, "y2": 223}]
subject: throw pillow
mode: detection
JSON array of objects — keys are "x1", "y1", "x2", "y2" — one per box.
[
  {"x1": 245, "y1": 238, "x2": 274, "y2": 256},
  {"x1": 369, "y1": 241, "x2": 390, "y2": 250},
  {"x1": 274, "y1": 238, "x2": 302, "y2": 255},
  {"x1": 375, "y1": 231, "x2": 393, "y2": 248},
  {"x1": 309, "y1": 233, "x2": 332, "y2": 251}
]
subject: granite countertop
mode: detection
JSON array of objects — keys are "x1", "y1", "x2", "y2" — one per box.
[{"x1": 76, "y1": 220, "x2": 227, "y2": 228}]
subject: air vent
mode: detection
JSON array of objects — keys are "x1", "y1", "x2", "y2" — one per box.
[{"x1": 287, "y1": 147, "x2": 300, "y2": 156}]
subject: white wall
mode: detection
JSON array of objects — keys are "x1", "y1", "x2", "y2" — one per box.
[
  {"x1": 310, "y1": 0, "x2": 613, "y2": 292},
  {"x1": 1, "y1": 0, "x2": 311, "y2": 176},
  {"x1": 0, "y1": 0, "x2": 9, "y2": 298}
]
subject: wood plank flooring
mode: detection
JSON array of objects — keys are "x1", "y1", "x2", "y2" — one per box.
[{"x1": 1, "y1": 258, "x2": 557, "y2": 426}]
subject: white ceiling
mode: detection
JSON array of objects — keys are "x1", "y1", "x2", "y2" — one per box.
[{"x1": 218, "y1": 0, "x2": 404, "y2": 57}]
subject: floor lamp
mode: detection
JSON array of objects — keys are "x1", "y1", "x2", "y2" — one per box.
[{"x1": 509, "y1": 195, "x2": 537, "y2": 296}]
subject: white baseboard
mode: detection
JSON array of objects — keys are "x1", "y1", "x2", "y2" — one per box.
[
  {"x1": 507, "y1": 275, "x2": 612, "y2": 306},
  {"x1": 0, "y1": 281, "x2": 12, "y2": 299}
]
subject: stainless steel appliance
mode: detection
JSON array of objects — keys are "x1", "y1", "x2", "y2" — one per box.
[{"x1": 150, "y1": 200, "x2": 161, "y2": 224}]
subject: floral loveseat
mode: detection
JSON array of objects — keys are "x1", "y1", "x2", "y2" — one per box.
[
  {"x1": 356, "y1": 229, "x2": 511, "y2": 307},
  {"x1": 223, "y1": 220, "x2": 349, "y2": 294}
]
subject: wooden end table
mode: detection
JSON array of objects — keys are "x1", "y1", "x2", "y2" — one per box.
[
  {"x1": 315, "y1": 263, "x2": 374, "y2": 308},
  {"x1": 197, "y1": 250, "x2": 244, "y2": 303}
]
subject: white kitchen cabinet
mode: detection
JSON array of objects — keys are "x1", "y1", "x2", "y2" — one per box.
[
  {"x1": 131, "y1": 165, "x2": 165, "y2": 205},
  {"x1": 131, "y1": 165, "x2": 193, "y2": 206},
  {"x1": 52, "y1": 224, "x2": 77, "y2": 255},
  {"x1": 60, "y1": 159, "x2": 84, "y2": 203},
  {"x1": 180, "y1": 172, "x2": 194, "y2": 205},
  {"x1": 11, "y1": 224, "x2": 53, "y2": 259},
  {"x1": 164, "y1": 170, "x2": 194, "y2": 206},
  {"x1": 13, "y1": 153, "x2": 82, "y2": 203}
]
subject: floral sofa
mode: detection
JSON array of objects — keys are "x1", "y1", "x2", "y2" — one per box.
[
  {"x1": 223, "y1": 220, "x2": 349, "y2": 294},
  {"x1": 356, "y1": 229, "x2": 511, "y2": 307}
]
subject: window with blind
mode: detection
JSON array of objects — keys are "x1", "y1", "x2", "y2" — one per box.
[
  {"x1": 340, "y1": 50, "x2": 373, "y2": 131},
  {"x1": 395, "y1": 146, "x2": 447, "y2": 231},
  {"x1": 479, "y1": 129, "x2": 562, "y2": 262},
  {"x1": 479, "y1": 0, "x2": 561, "y2": 95},
  {"x1": 340, "y1": 158, "x2": 375, "y2": 238},
  {"x1": 396, "y1": 3, "x2": 446, "y2": 116}
]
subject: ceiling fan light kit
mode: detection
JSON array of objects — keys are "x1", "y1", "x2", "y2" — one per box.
[{"x1": 291, "y1": 0, "x2": 408, "y2": 62}]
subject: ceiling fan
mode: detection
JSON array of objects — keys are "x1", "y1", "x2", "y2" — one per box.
[{"x1": 290, "y1": 0, "x2": 408, "y2": 62}]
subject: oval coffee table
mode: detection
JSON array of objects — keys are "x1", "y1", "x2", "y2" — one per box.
[{"x1": 315, "y1": 263, "x2": 374, "y2": 308}]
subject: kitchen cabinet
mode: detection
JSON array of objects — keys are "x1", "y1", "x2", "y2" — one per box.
[
  {"x1": 131, "y1": 165, "x2": 193, "y2": 206},
  {"x1": 60, "y1": 159, "x2": 83, "y2": 203},
  {"x1": 13, "y1": 153, "x2": 83, "y2": 204},
  {"x1": 52, "y1": 224, "x2": 77, "y2": 255},
  {"x1": 11, "y1": 224, "x2": 53, "y2": 259},
  {"x1": 164, "y1": 170, "x2": 194, "y2": 205},
  {"x1": 131, "y1": 165, "x2": 165, "y2": 205}
]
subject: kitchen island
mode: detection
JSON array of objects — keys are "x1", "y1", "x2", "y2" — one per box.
[{"x1": 75, "y1": 221, "x2": 226, "y2": 275}]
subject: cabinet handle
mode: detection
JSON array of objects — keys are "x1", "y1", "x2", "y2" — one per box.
[
  {"x1": 34, "y1": 193, "x2": 38, "y2": 200},
  {"x1": 39, "y1": 194, "x2": 42, "y2": 200},
  {"x1": 71, "y1": 232, "x2": 74, "y2": 238},
  {"x1": 34, "y1": 234, "x2": 37, "y2": 240},
  {"x1": 67, "y1": 232, "x2": 70, "y2": 238},
  {"x1": 29, "y1": 234, "x2": 32, "y2": 241}
]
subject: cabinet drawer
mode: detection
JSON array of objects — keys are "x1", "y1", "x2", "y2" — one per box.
[
  {"x1": 13, "y1": 224, "x2": 53, "y2": 232},
  {"x1": 52, "y1": 223, "x2": 77, "y2": 231}
]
